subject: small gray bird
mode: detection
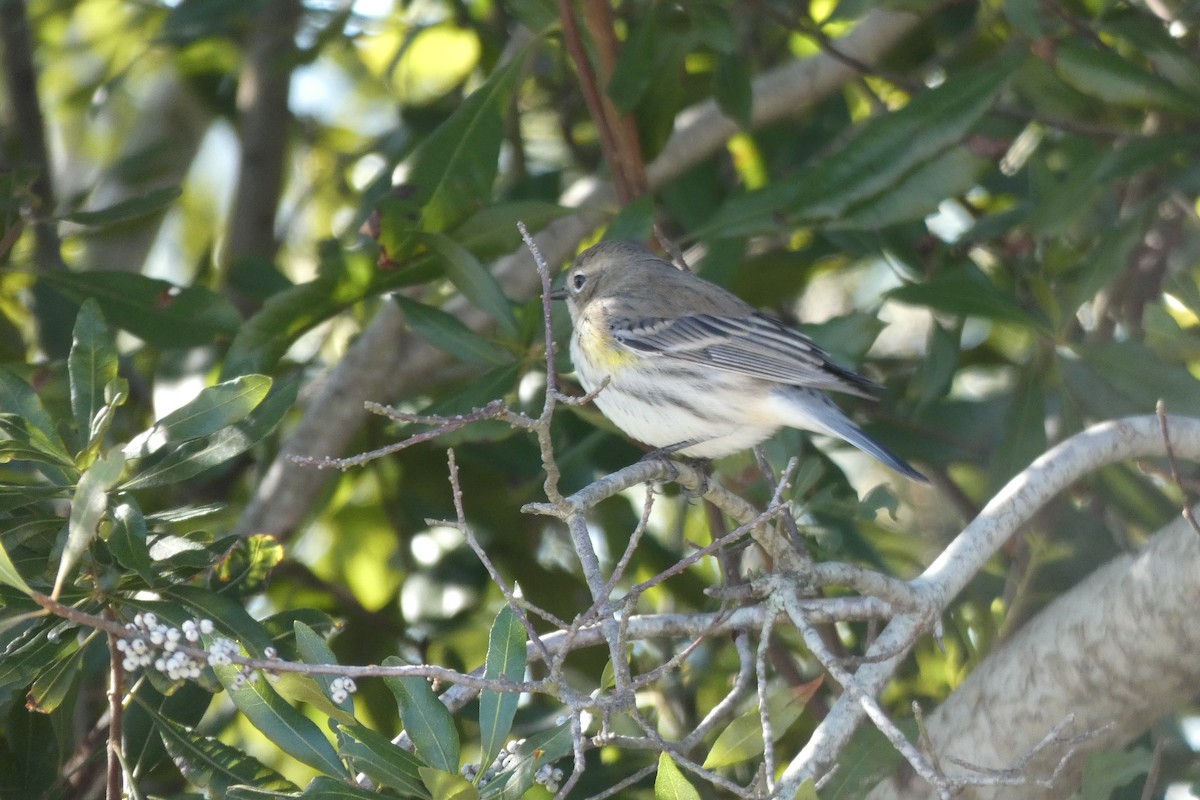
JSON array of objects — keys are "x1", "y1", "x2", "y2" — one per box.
[{"x1": 552, "y1": 241, "x2": 926, "y2": 482}]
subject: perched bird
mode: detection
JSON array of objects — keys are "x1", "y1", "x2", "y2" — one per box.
[{"x1": 551, "y1": 241, "x2": 926, "y2": 482}]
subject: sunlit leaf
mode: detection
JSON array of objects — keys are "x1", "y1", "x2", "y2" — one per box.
[
  {"x1": 53, "y1": 446, "x2": 125, "y2": 598},
  {"x1": 67, "y1": 300, "x2": 119, "y2": 453},
  {"x1": 655, "y1": 752, "x2": 700, "y2": 800},
  {"x1": 338, "y1": 724, "x2": 429, "y2": 798},
  {"x1": 702, "y1": 680, "x2": 820, "y2": 768},
  {"x1": 477, "y1": 606, "x2": 526, "y2": 778},
  {"x1": 61, "y1": 186, "x2": 182, "y2": 227},
  {"x1": 125, "y1": 375, "x2": 272, "y2": 458},
  {"x1": 383, "y1": 657, "x2": 460, "y2": 774}
]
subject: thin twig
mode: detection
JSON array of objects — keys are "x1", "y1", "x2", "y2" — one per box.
[{"x1": 1156, "y1": 401, "x2": 1200, "y2": 536}]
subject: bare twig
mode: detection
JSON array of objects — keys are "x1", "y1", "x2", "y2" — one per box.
[{"x1": 1156, "y1": 401, "x2": 1200, "y2": 536}]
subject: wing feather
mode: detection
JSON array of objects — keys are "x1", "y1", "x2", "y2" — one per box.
[{"x1": 612, "y1": 313, "x2": 878, "y2": 398}]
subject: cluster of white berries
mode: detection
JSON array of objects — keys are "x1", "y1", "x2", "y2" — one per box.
[
  {"x1": 116, "y1": 612, "x2": 216, "y2": 678},
  {"x1": 329, "y1": 676, "x2": 357, "y2": 704},
  {"x1": 117, "y1": 611, "x2": 266, "y2": 688},
  {"x1": 460, "y1": 739, "x2": 564, "y2": 793}
]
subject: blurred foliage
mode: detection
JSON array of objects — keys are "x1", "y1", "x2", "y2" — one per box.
[{"x1": 2, "y1": 0, "x2": 1200, "y2": 798}]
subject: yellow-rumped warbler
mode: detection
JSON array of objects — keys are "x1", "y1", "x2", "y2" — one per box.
[{"x1": 551, "y1": 241, "x2": 926, "y2": 482}]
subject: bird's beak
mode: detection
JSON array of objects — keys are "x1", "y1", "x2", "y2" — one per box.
[{"x1": 548, "y1": 287, "x2": 567, "y2": 301}]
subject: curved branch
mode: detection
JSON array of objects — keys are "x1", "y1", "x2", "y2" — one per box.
[{"x1": 778, "y1": 414, "x2": 1200, "y2": 796}]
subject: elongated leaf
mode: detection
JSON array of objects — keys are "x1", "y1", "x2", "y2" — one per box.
[
  {"x1": 301, "y1": 776, "x2": 406, "y2": 799},
  {"x1": 477, "y1": 607, "x2": 525, "y2": 778},
  {"x1": 453, "y1": 201, "x2": 568, "y2": 256},
  {"x1": 54, "y1": 447, "x2": 125, "y2": 597},
  {"x1": 0, "y1": 538, "x2": 33, "y2": 595},
  {"x1": 888, "y1": 264, "x2": 1044, "y2": 328},
  {"x1": 138, "y1": 700, "x2": 297, "y2": 793},
  {"x1": 420, "y1": 768, "x2": 479, "y2": 800},
  {"x1": 420, "y1": 233, "x2": 518, "y2": 337},
  {"x1": 703, "y1": 681, "x2": 816, "y2": 769},
  {"x1": 169, "y1": 584, "x2": 276, "y2": 654},
  {"x1": 0, "y1": 369, "x2": 69, "y2": 463},
  {"x1": 1054, "y1": 40, "x2": 1198, "y2": 114},
  {"x1": 383, "y1": 657, "x2": 460, "y2": 774},
  {"x1": 394, "y1": 296, "x2": 514, "y2": 366},
  {"x1": 125, "y1": 375, "x2": 272, "y2": 458},
  {"x1": 655, "y1": 753, "x2": 701, "y2": 800},
  {"x1": 292, "y1": 621, "x2": 355, "y2": 718},
  {"x1": 207, "y1": 643, "x2": 347, "y2": 777},
  {"x1": 702, "y1": 53, "x2": 1021, "y2": 237},
  {"x1": 61, "y1": 186, "x2": 182, "y2": 227},
  {"x1": 40, "y1": 271, "x2": 242, "y2": 348},
  {"x1": 121, "y1": 375, "x2": 298, "y2": 490},
  {"x1": 109, "y1": 500, "x2": 155, "y2": 585},
  {"x1": 26, "y1": 639, "x2": 84, "y2": 714},
  {"x1": 483, "y1": 724, "x2": 572, "y2": 800},
  {"x1": 338, "y1": 724, "x2": 429, "y2": 798},
  {"x1": 404, "y1": 49, "x2": 527, "y2": 233},
  {"x1": 68, "y1": 300, "x2": 119, "y2": 452}
]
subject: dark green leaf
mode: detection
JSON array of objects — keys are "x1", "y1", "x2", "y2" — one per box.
[
  {"x1": 207, "y1": 642, "x2": 347, "y2": 777},
  {"x1": 394, "y1": 296, "x2": 514, "y2": 366},
  {"x1": 419, "y1": 233, "x2": 518, "y2": 337},
  {"x1": 483, "y1": 724, "x2": 572, "y2": 800},
  {"x1": 294, "y1": 621, "x2": 354, "y2": 716},
  {"x1": 834, "y1": 146, "x2": 990, "y2": 229},
  {"x1": 702, "y1": 53, "x2": 1021, "y2": 237},
  {"x1": 338, "y1": 724, "x2": 429, "y2": 798},
  {"x1": 1053, "y1": 40, "x2": 1198, "y2": 114},
  {"x1": 109, "y1": 500, "x2": 155, "y2": 585},
  {"x1": 714, "y1": 54, "x2": 752, "y2": 128},
  {"x1": 40, "y1": 272, "x2": 242, "y2": 348},
  {"x1": 383, "y1": 657, "x2": 460, "y2": 774},
  {"x1": 61, "y1": 186, "x2": 182, "y2": 227},
  {"x1": 477, "y1": 607, "x2": 525, "y2": 777},
  {"x1": 121, "y1": 375, "x2": 298, "y2": 489},
  {"x1": 405, "y1": 52, "x2": 527, "y2": 233},
  {"x1": 300, "y1": 775, "x2": 391, "y2": 799},
  {"x1": 453, "y1": 202, "x2": 568, "y2": 257},
  {"x1": 26, "y1": 639, "x2": 84, "y2": 714},
  {"x1": 125, "y1": 375, "x2": 272, "y2": 458},
  {"x1": 138, "y1": 700, "x2": 298, "y2": 793},
  {"x1": 0, "y1": 369, "x2": 67, "y2": 458},
  {"x1": 888, "y1": 264, "x2": 1044, "y2": 328},
  {"x1": 68, "y1": 300, "x2": 119, "y2": 451}
]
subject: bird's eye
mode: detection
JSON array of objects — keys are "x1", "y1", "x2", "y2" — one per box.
[{"x1": 571, "y1": 273, "x2": 587, "y2": 291}]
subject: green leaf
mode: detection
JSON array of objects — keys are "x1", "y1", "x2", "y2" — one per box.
[
  {"x1": 394, "y1": 296, "x2": 515, "y2": 366},
  {"x1": 887, "y1": 263, "x2": 1044, "y2": 328},
  {"x1": 714, "y1": 53, "x2": 752, "y2": 128},
  {"x1": 988, "y1": 378, "x2": 1046, "y2": 492},
  {"x1": 138, "y1": 700, "x2": 298, "y2": 794},
  {"x1": 702, "y1": 684, "x2": 812, "y2": 768},
  {"x1": 125, "y1": 375, "x2": 272, "y2": 458},
  {"x1": 338, "y1": 724, "x2": 430, "y2": 798},
  {"x1": 0, "y1": 368, "x2": 69, "y2": 462},
  {"x1": 54, "y1": 446, "x2": 125, "y2": 597},
  {"x1": 60, "y1": 186, "x2": 182, "y2": 227},
  {"x1": 703, "y1": 53, "x2": 1021, "y2": 237},
  {"x1": 300, "y1": 775, "x2": 393, "y2": 799},
  {"x1": 288, "y1": 621, "x2": 356, "y2": 723},
  {"x1": 383, "y1": 657, "x2": 460, "y2": 774},
  {"x1": 0, "y1": 538, "x2": 33, "y2": 595},
  {"x1": 26, "y1": 639, "x2": 84, "y2": 714},
  {"x1": 453, "y1": 202, "x2": 568, "y2": 257},
  {"x1": 120, "y1": 375, "x2": 298, "y2": 490},
  {"x1": 68, "y1": 300, "x2": 119, "y2": 452},
  {"x1": 206, "y1": 638, "x2": 347, "y2": 778},
  {"x1": 420, "y1": 768, "x2": 479, "y2": 800},
  {"x1": 482, "y1": 724, "x2": 572, "y2": 800},
  {"x1": 419, "y1": 233, "x2": 518, "y2": 338},
  {"x1": 1053, "y1": 40, "x2": 1198, "y2": 114},
  {"x1": 655, "y1": 753, "x2": 701, "y2": 800},
  {"x1": 40, "y1": 272, "x2": 242, "y2": 348},
  {"x1": 109, "y1": 500, "x2": 156, "y2": 585},
  {"x1": 404, "y1": 51, "x2": 528, "y2": 234},
  {"x1": 834, "y1": 146, "x2": 990, "y2": 230},
  {"x1": 477, "y1": 607, "x2": 526, "y2": 778}
]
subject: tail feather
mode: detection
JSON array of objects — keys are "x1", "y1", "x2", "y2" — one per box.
[{"x1": 772, "y1": 388, "x2": 927, "y2": 482}]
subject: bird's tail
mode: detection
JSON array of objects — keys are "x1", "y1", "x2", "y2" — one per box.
[{"x1": 774, "y1": 389, "x2": 927, "y2": 482}]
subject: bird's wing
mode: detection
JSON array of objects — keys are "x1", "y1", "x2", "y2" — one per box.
[{"x1": 611, "y1": 313, "x2": 879, "y2": 398}]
